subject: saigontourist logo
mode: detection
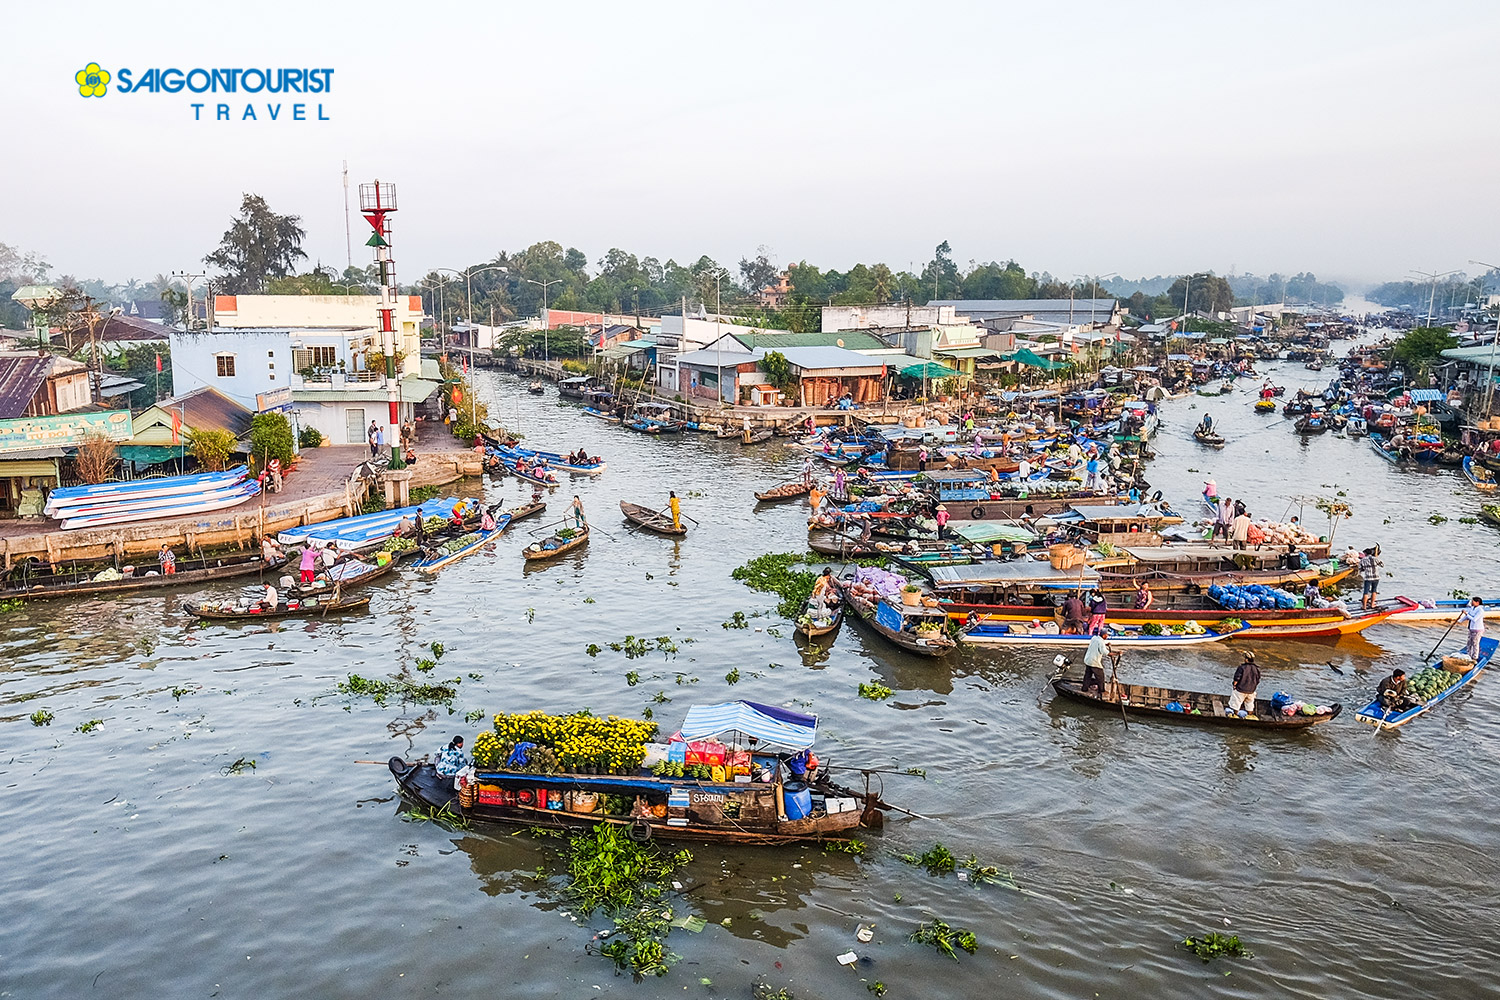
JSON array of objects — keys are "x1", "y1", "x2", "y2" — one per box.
[
  {"x1": 70, "y1": 62, "x2": 335, "y2": 121},
  {"x1": 76, "y1": 63, "x2": 110, "y2": 97}
]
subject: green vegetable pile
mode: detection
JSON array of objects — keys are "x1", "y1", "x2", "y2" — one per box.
[
  {"x1": 1141, "y1": 622, "x2": 1164, "y2": 636},
  {"x1": 381, "y1": 536, "x2": 416, "y2": 553},
  {"x1": 437, "y1": 532, "x2": 480, "y2": 555},
  {"x1": 858, "y1": 681, "x2": 893, "y2": 701},
  {"x1": 1407, "y1": 666, "x2": 1462, "y2": 701}
]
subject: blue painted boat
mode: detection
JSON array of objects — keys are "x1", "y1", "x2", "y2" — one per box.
[
  {"x1": 494, "y1": 444, "x2": 605, "y2": 475},
  {"x1": 492, "y1": 454, "x2": 562, "y2": 485},
  {"x1": 1463, "y1": 456, "x2": 1497, "y2": 492},
  {"x1": 582, "y1": 406, "x2": 620, "y2": 424},
  {"x1": 45, "y1": 465, "x2": 250, "y2": 513},
  {"x1": 1368, "y1": 432, "x2": 1400, "y2": 463},
  {"x1": 1354, "y1": 637, "x2": 1495, "y2": 730},
  {"x1": 279, "y1": 497, "x2": 463, "y2": 549},
  {"x1": 413, "y1": 524, "x2": 504, "y2": 574},
  {"x1": 962, "y1": 622, "x2": 1246, "y2": 647},
  {"x1": 60, "y1": 480, "x2": 262, "y2": 530}
]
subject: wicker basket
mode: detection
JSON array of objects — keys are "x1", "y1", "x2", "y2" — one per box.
[{"x1": 1441, "y1": 655, "x2": 1473, "y2": 673}]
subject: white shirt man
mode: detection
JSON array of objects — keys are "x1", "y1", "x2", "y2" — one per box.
[{"x1": 1461, "y1": 599, "x2": 1487, "y2": 660}]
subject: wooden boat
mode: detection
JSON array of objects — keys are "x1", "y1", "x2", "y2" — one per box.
[
  {"x1": 1253, "y1": 399, "x2": 1277, "y2": 413},
  {"x1": 1354, "y1": 637, "x2": 1496, "y2": 730},
  {"x1": 1283, "y1": 398, "x2": 1313, "y2": 416},
  {"x1": 962, "y1": 620, "x2": 1244, "y2": 646},
  {"x1": 289, "y1": 555, "x2": 398, "y2": 597},
  {"x1": 755, "y1": 481, "x2": 812, "y2": 503},
  {"x1": 522, "y1": 524, "x2": 589, "y2": 561},
  {"x1": 3, "y1": 553, "x2": 287, "y2": 601},
  {"x1": 794, "y1": 598, "x2": 843, "y2": 639},
  {"x1": 190, "y1": 594, "x2": 371, "y2": 620},
  {"x1": 716, "y1": 425, "x2": 744, "y2": 440},
  {"x1": 1388, "y1": 596, "x2": 1500, "y2": 624},
  {"x1": 625, "y1": 418, "x2": 664, "y2": 434},
  {"x1": 1463, "y1": 455, "x2": 1497, "y2": 492},
  {"x1": 493, "y1": 443, "x2": 605, "y2": 475},
  {"x1": 839, "y1": 582, "x2": 956, "y2": 657},
  {"x1": 1368, "y1": 432, "x2": 1400, "y2": 463},
  {"x1": 413, "y1": 527, "x2": 500, "y2": 574},
  {"x1": 497, "y1": 458, "x2": 563, "y2": 486},
  {"x1": 527, "y1": 381, "x2": 545, "y2": 394},
  {"x1": 740, "y1": 428, "x2": 776, "y2": 446},
  {"x1": 60, "y1": 479, "x2": 262, "y2": 530},
  {"x1": 619, "y1": 500, "x2": 687, "y2": 536},
  {"x1": 1193, "y1": 427, "x2": 1225, "y2": 447},
  {"x1": 1051, "y1": 676, "x2": 1341, "y2": 729},
  {"x1": 387, "y1": 700, "x2": 888, "y2": 845},
  {"x1": 582, "y1": 406, "x2": 621, "y2": 424}
]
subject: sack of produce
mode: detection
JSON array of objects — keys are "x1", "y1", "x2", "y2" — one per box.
[{"x1": 1441, "y1": 655, "x2": 1473, "y2": 674}]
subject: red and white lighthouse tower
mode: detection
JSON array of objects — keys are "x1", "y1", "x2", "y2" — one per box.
[{"x1": 360, "y1": 179, "x2": 405, "y2": 469}]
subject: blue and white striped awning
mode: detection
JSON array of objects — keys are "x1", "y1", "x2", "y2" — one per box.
[
  {"x1": 1407, "y1": 389, "x2": 1443, "y2": 403},
  {"x1": 678, "y1": 700, "x2": 818, "y2": 750}
]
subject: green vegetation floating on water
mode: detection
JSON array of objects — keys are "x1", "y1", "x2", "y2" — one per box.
[
  {"x1": 76, "y1": 719, "x2": 103, "y2": 734},
  {"x1": 220, "y1": 757, "x2": 257, "y2": 775},
  {"x1": 402, "y1": 803, "x2": 471, "y2": 831},
  {"x1": 1181, "y1": 931, "x2": 1251, "y2": 962},
  {"x1": 823, "y1": 839, "x2": 866, "y2": 855},
  {"x1": 565, "y1": 822, "x2": 693, "y2": 977},
  {"x1": 337, "y1": 673, "x2": 459, "y2": 706},
  {"x1": 732, "y1": 553, "x2": 817, "y2": 617},
  {"x1": 858, "y1": 681, "x2": 893, "y2": 701},
  {"x1": 0, "y1": 598, "x2": 22, "y2": 614},
  {"x1": 902, "y1": 842, "x2": 956, "y2": 874},
  {"x1": 910, "y1": 919, "x2": 979, "y2": 961},
  {"x1": 30, "y1": 709, "x2": 54, "y2": 726}
]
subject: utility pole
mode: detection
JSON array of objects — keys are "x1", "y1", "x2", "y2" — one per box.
[{"x1": 342, "y1": 160, "x2": 353, "y2": 278}]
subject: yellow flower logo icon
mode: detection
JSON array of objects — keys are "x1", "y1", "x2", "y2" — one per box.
[{"x1": 75, "y1": 63, "x2": 110, "y2": 98}]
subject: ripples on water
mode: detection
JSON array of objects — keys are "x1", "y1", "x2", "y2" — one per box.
[{"x1": 3, "y1": 360, "x2": 1497, "y2": 999}]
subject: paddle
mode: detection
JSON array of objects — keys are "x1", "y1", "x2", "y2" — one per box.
[
  {"x1": 678, "y1": 511, "x2": 701, "y2": 527},
  {"x1": 1370, "y1": 703, "x2": 1391, "y2": 736},
  {"x1": 1422, "y1": 613, "x2": 1463, "y2": 662},
  {"x1": 1109, "y1": 652, "x2": 1129, "y2": 730}
]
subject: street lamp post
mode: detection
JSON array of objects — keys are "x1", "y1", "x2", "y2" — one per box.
[
  {"x1": 1411, "y1": 268, "x2": 1461, "y2": 328},
  {"x1": 522, "y1": 277, "x2": 563, "y2": 363},
  {"x1": 1468, "y1": 259, "x2": 1500, "y2": 419},
  {"x1": 704, "y1": 265, "x2": 729, "y2": 402},
  {"x1": 433, "y1": 265, "x2": 507, "y2": 428}
]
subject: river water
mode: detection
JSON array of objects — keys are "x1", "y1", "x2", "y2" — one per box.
[{"x1": 3, "y1": 356, "x2": 1496, "y2": 1000}]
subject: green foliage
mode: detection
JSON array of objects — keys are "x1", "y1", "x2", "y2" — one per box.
[
  {"x1": 731, "y1": 552, "x2": 817, "y2": 618},
  {"x1": 910, "y1": 919, "x2": 979, "y2": 961},
  {"x1": 298, "y1": 425, "x2": 323, "y2": 448},
  {"x1": 759, "y1": 350, "x2": 797, "y2": 401},
  {"x1": 1167, "y1": 272, "x2": 1235, "y2": 315},
  {"x1": 30, "y1": 709, "x2": 53, "y2": 726},
  {"x1": 1181, "y1": 932, "x2": 1251, "y2": 962},
  {"x1": 858, "y1": 681, "x2": 893, "y2": 701},
  {"x1": 204, "y1": 193, "x2": 308, "y2": 294},
  {"x1": 337, "y1": 673, "x2": 459, "y2": 706},
  {"x1": 1390, "y1": 327, "x2": 1458, "y2": 379},
  {"x1": 901, "y1": 842, "x2": 957, "y2": 875},
  {"x1": 187, "y1": 427, "x2": 236, "y2": 472},
  {"x1": 567, "y1": 823, "x2": 692, "y2": 977},
  {"x1": 76, "y1": 719, "x2": 104, "y2": 734},
  {"x1": 250, "y1": 412, "x2": 295, "y2": 468}
]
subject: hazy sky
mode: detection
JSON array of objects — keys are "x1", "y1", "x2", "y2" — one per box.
[{"x1": 5, "y1": 0, "x2": 1498, "y2": 290}]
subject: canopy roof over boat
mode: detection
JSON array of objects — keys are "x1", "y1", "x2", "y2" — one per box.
[
  {"x1": 929, "y1": 560, "x2": 1100, "y2": 590},
  {"x1": 679, "y1": 700, "x2": 818, "y2": 750},
  {"x1": 949, "y1": 521, "x2": 1037, "y2": 544}
]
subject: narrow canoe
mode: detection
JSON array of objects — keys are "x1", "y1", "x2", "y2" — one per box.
[
  {"x1": 190, "y1": 595, "x2": 371, "y2": 620},
  {"x1": 3, "y1": 554, "x2": 287, "y2": 601},
  {"x1": 1387, "y1": 597, "x2": 1500, "y2": 624},
  {"x1": 1354, "y1": 637, "x2": 1496, "y2": 730},
  {"x1": 1051, "y1": 677, "x2": 1341, "y2": 729},
  {"x1": 962, "y1": 622, "x2": 1244, "y2": 646},
  {"x1": 522, "y1": 525, "x2": 590, "y2": 561},
  {"x1": 414, "y1": 526, "x2": 502, "y2": 574},
  {"x1": 740, "y1": 428, "x2": 776, "y2": 446},
  {"x1": 795, "y1": 601, "x2": 843, "y2": 639},
  {"x1": 1193, "y1": 429, "x2": 1226, "y2": 447},
  {"x1": 583, "y1": 407, "x2": 621, "y2": 424},
  {"x1": 755, "y1": 481, "x2": 812, "y2": 503},
  {"x1": 1463, "y1": 456, "x2": 1497, "y2": 492},
  {"x1": 620, "y1": 500, "x2": 687, "y2": 536}
]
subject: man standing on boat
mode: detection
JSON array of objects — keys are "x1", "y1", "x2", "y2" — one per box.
[
  {"x1": 1359, "y1": 546, "x2": 1383, "y2": 610},
  {"x1": 569, "y1": 495, "x2": 587, "y2": 530},
  {"x1": 1231, "y1": 509, "x2": 1251, "y2": 550},
  {"x1": 1461, "y1": 596, "x2": 1486, "y2": 661},
  {"x1": 1081, "y1": 631, "x2": 1112, "y2": 697},
  {"x1": 1230, "y1": 651, "x2": 1261, "y2": 716},
  {"x1": 803, "y1": 455, "x2": 814, "y2": 486}
]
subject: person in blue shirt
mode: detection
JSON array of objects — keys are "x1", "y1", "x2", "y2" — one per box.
[{"x1": 435, "y1": 736, "x2": 469, "y2": 791}]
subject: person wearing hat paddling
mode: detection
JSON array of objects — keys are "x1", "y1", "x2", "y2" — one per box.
[
  {"x1": 1230, "y1": 651, "x2": 1261, "y2": 716},
  {"x1": 935, "y1": 503, "x2": 950, "y2": 540}
]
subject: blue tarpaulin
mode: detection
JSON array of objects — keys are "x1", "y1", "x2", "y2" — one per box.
[{"x1": 678, "y1": 700, "x2": 818, "y2": 750}]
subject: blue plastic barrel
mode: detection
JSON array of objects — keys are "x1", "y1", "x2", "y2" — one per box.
[{"x1": 783, "y1": 781, "x2": 812, "y2": 820}]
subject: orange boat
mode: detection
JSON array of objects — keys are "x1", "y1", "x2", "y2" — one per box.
[{"x1": 1227, "y1": 596, "x2": 1418, "y2": 639}]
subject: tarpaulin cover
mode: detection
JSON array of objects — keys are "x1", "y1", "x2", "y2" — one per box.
[{"x1": 678, "y1": 700, "x2": 818, "y2": 750}]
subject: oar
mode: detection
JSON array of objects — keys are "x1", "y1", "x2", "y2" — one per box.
[
  {"x1": 679, "y1": 511, "x2": 702, "y2": 526},
  {"x1": 1422, "y1": 613, "x2": 1463, "y2": 661},
  {"x1": 1370, "y1": 703, "x2": 1391, "y2": 737},
  {"x1": 1109, "y1": 652, "x2": 1129, "y2": 730}
]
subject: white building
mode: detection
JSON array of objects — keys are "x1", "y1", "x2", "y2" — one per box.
[
  {"x1": 821, "y1": 304, "x2": 967, "y2": 331},
  {"x1": 171, "y1": 294, "x2": 437, "y2": 445},
  {"x1": 656, "y1": 315, "x2": 789, "y2": 391}
]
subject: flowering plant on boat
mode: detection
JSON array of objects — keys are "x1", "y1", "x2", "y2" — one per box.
[{"x1": 489, "y1": 711, "x2": 657, "y2": 775}]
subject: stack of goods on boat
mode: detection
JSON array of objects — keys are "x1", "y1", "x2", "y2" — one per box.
[
  {"x1": 278, "y1": 496, "x2": 462, "y2": 551},
  {"x1": 390, "y1": 701, "x2": 885, "y2": 842},
  {"x1": 46, "y1": 466, "x2": 261, "y2": 530},
  {"x1": 1207, "y1": 584, "x2": 1302, "y2": 610},
  {"x1": 840, "y1": 566, "x2": 956, "y2": 655}
]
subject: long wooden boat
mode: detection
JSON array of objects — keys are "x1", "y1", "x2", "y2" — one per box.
[
  {"x1": 620, "y1": 500, "x2": 687, "y2": 536},
  {"x1": 1193, "y1": 428, "x2": 1226, "y2": 448},
  {"x1": 716, "y1": 425, "x2": 744, "y2": 440},
  {"x1": 3, "y1": 553, "x2": 287, "y2": 601},
  {"x1": 1226, "y1": 596, "x2": 1418, "y2": 638},
  {"x1": 740, "y1": 428, "x2": 776, "y2": 446},
  {"x1": 755, "y1": 481, "x2": 812, "y2": 503},
  {"x1": 44, "y1": 465, "x2": 251, "y2": 516},
  {"x1": 963, "y1": 621, "x2": 1244, "y2": 646},
  {"x1": 839, "y1": 584, "x2": 956, "y2": 657},
  {"x1": 189, "y1": 594, "x2": 371, "y2": 620},
  {"x1": 493, "y1": 456, "x2": 563, "y2": 486},
  {"x1": 1051, "y1": 677, "x2": 1341, "y2": 729},
  {"x1": 940, "y1": 594, "x2": 1408, "y2": 637},
  {"x1": 1463, "y1": 455, "x2": 1496, "y2": 492},
  {"x1": 1354, "y1": 637, "x2": 1496, "y2": 730},
  {"x1": 582, "y1": 406, "x2": 621, "y2": 424},
  {"x1": 414, "y1": 527, "x2": 500, "y2": 574},
  {"x1": 495, "y1": 444, "x2": 606, "y2": 475},
  {"x1": 289, "y1": 555, "x2": 398, "y2": 596},
  {"x1": 1387, "y1": 596, "x2": 1500, "y2": 624},
  {"x1": 61, "y1": 480, "x2": 261, "y2": 530},
  {"x1": 387, "y1": 701, "x2": 887, "y2": 845},
  {"x1": 522, "y1": 524, "x2": 589, "y2": 561},
  {"x1": 795, "y1": 599, "x2": 843, "y2": 639}
]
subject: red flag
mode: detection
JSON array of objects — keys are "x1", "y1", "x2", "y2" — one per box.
[
  {"x1": 462, "y1": 354, "x2": 469, "y2": 374},
  {"x1": 155, "y1": 352, "x2": 163, "y2": 372},
  {"x1": 170, "y1": 410, "x2": 181, "y2": 445}
]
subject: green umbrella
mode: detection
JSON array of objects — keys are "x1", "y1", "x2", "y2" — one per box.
[{"x1": 898, "y1": 361, "x2": 955, "y2": 379}]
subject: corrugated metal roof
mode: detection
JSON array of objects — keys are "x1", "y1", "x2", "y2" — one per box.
[
  {"x1": 932, "y1": 298, "x2": 1116, "y2": 312},
  {"x1": 1440, "y1": 346, "x2": 1500, "y2": 369},
  {"x1": 929, "y1": 561, "x2": 1100, "y2": 589},
  {"x1": 0, "y1": 355, "x2": 51, "y2": 418},
  {"x1": 933, "y1": 345, "x2": 1000, "y2": 359},
  {"x1": 742, "y1": 330, "x2": 890, "y2": 352},
  {"x1": 151, "y1": 386, "x2": 254, "y2": 436}
]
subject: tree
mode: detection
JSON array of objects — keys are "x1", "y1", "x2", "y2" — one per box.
[
  {"x1": 73, "y1": 433, "x2": 119, "y2": 484},
  {"x1": 1166, "y1": 273, "x2": 1235, "y2": 315},
  {"x1": 187, "y1": 428, "x2": 236, "y2": 471},
  {"x1": 1390, "y1": 327, "x2": 1458, "y2": 380},
  {"x1": 738, "y1": 246, "x2": 779, "y2": 295},
  {"x1": 760, "y1": 351, "x2": 796, "y2": 401},
  {"x1": 249, "y1": 412, "x2": 296, "y2": 468},
  {"x1": 204, "y1": 193, "x2": 308, "y2": 294}
]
